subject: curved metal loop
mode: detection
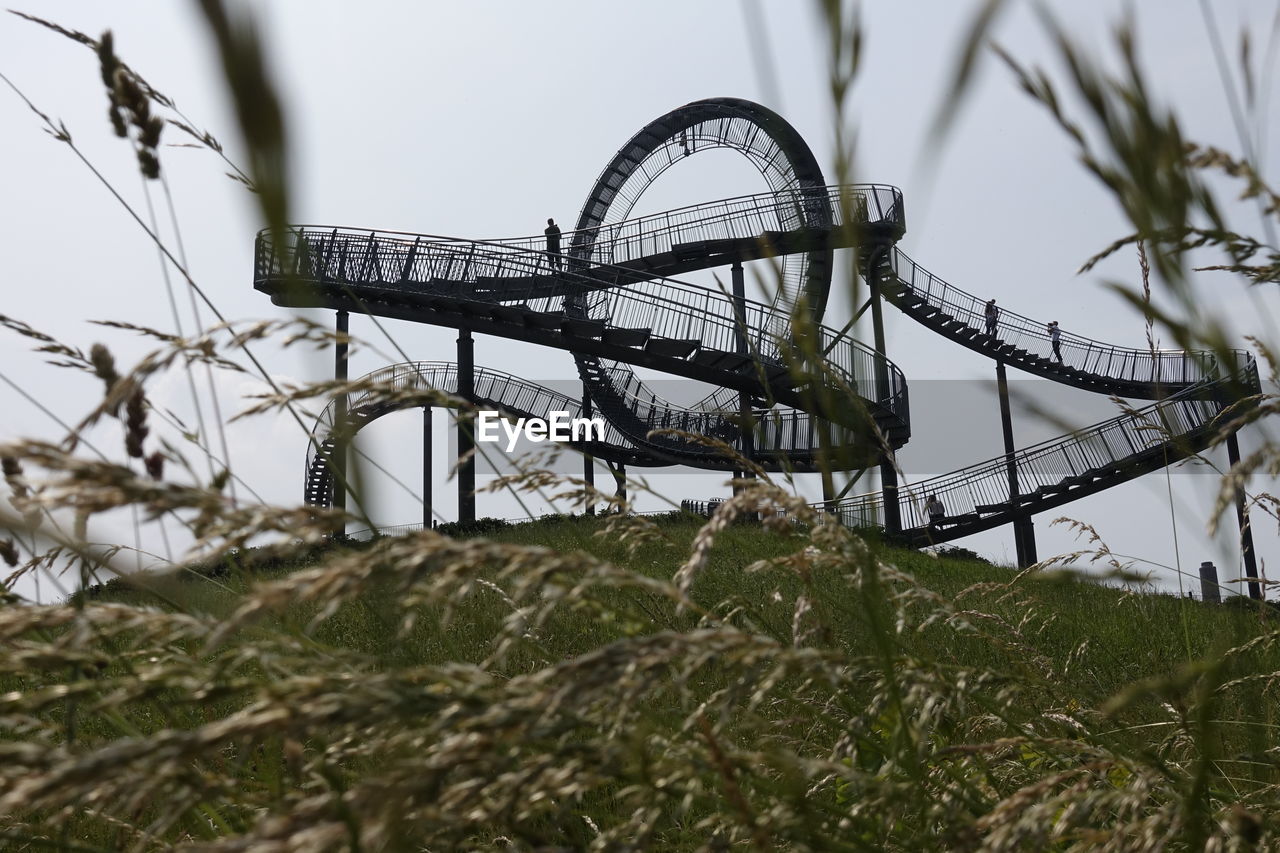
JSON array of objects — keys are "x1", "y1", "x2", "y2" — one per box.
[{"x1": 564, "y1": 98, "x2": 864, "y2": 469}]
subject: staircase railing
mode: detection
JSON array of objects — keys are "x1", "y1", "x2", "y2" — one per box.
[
  {"x1": 889, "y1": 247, "x2": 1244, "y2": 392},
  {"x1": 828, "y1": 366, "x2": 1252, "y2": 532},
  {"x1": 258, "y1": 227, "x2": 910, "y2": 435},
  {"x1": 303, "y1": 362, "x2": 641, "y2": 502},
  {"x1": 268, "y1": 185, "x2": 897, "y2": 276},
  {"x1": 258, "y1": 184, "x2": 898, "y2": 291}
]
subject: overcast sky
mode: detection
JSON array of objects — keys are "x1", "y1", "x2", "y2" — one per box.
[{"x1": 1, "y1": 1, "x2": 1276, "y2": 600}]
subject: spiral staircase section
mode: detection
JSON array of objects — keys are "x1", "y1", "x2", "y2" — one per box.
[{"x1": 255, "y1": 193, "x2": 912, "y2": 484}]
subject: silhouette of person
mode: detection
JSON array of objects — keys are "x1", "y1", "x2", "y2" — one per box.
[
  {"x1": 544, "y1": 218, "x2": 562, "y2": 271},
  {"x1": 1048, "y1": 321, "x2": 1063, "y2": 363},
  {"x1": 984, "y1": 299, "x2": 999, "y2": 337},
  {"x1": 925, "y1": 494, "x2": 945, "y2": 528}
]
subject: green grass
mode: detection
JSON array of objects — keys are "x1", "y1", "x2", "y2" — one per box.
[
  {"x1": 99, "y1": 514, "x2": 1267, "y2": 704},
  {"x1": 5, "y1": 513, "x2": 1277, "y2": 849},
  {"x1": 90, "y1": 516, "x2": 1280, "y2": 748}
]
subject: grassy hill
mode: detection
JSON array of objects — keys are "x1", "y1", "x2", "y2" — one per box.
[{"x1": 35, "y1": 513, "x2": 1275, "y2": 849}]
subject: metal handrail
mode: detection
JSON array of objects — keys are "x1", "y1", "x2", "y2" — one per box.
[
  {"x1": 673, "y1": 367, "x2": 1255, "y2": 535},
  {"x1": 258, "y1": 184, "x2": 910, "y2": 473},
  {"x1": 302, "y1": 356, "x2": 883, "y2": 501},
  {"x1": 256, "y1": 222, "x2": 910, "y2": 435},
  {"x1": 303, "y1": 362, "x2": 645, "y2": 501},
  {"x1": 827, "y1": 365, "x2": 1254, "y2": 532},
  {"x1": 889, "y1": 247, "x2": 1246, "y2": 394},
  {"x1": 270, "y1": 184, "x2": 898, "y2": 268},
  {"x1": 545, "y1": 185, "x2": 895, "y2": 267}
]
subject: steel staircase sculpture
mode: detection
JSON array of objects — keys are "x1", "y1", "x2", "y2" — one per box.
[
  {"x1": 256, "y1": 216, "x2": 913, "y2": 475},
  {"x1": 252, "y1": 96, "x2": 1260, "y2": 553}
]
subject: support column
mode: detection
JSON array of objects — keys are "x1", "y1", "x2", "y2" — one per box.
[
  {"x1": 583, "y1": 389, "x2": 596, "y2": 516},
  {"x1": 613, "y1": 463, "x2": 627, "y2": 507},
  {"x1": 1226, "y1": 431, "x2": 1262, "y2": 600},
  {"x1": 423, "y1": 406, "x2": 432, "y2": 529},
  {"x1": 731, "y1": 260, "x2": 755, "y2": 477},
  {"x1": 865, "y1": 245, "x2": 901, "y2": 535},
  {"x1": 997, "y1": 360, "x2": 1036, "y2": 567},
  {"x1": 457, "y1": 329, "x2": 475, "y2": 524},
  {"x1": 1021, "y1": 519, "x2": 1037, "y2": 565},
  {"x1": 332, "y1": 310, "x2": 349, "y2": 527}
]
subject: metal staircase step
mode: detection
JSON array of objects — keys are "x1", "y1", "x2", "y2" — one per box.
[
  {"x1": 416, "y1": 293, "x2": 452, "y2": 311},
  {"x1": 671, "y1": 239, "x2": 711, "y2": 258},
  {"x1": 602, "y1": 327, "x2": 650, "y2": 347},
  {"x1": 561, "y1": 317, "x2": 606, "y2": 337},
  {"x1": 692, "y1": 350, "x2": 752, "y2": 372},
  {"x1": 489, "y1": 304, "x2": 530, "y2": 323},
  {"x1": 761, "y1": 362, "x2": 791, "y2": 383},
  {"x1": 524, "y1": 311, "x2": 565, "y2": 330},
  {"x1": 645, "y1": 338, "x2": 700, "y2": 359},
  {"x1": 464, "y1": 302, "x2": 504, "y2": 319}
]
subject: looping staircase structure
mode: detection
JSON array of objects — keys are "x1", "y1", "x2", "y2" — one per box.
[{"x1": 252, "y1": 96, "x2": 1260, "y2": 554}]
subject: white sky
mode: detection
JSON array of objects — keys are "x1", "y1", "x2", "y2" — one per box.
[{"x1": 0, "y1": 1, "x2": 1276, "y2": 599}]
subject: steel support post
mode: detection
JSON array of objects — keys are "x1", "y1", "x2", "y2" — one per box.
[
  {"x1": 1020, "y1": 517, "x2": 1038, "y2": 566},
  {"x1": 457, "y1": 329, "x2": 475, "y2": 524},
  {"x1": 423, "y1": 406, "x2": 432, "y2": 529},
  {"x1": 866, "y1": 246, "x2": 901, "y2": 535},
  {"x1": 614, "y1": 463, "x2": 627, "y2": 506},
  {"x1": 332, "y1": 310, "x2": 349, "y2": 528},
  {"x1": 997, "y1": 360, "x2": 1037, "y2": 567},
  {"x1": 583, "y1": 389, "x2": 596, "y2": 516},
  {"x1": 731, "y1": 261, "x2": 755, "y2": 477},
  {"x1": 1226, "y1": 431, "x2": 1262, "y2": 599}
]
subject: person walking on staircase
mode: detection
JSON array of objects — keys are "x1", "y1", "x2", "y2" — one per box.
[
  {"x1": 544, "y1": 218, "x2": 563, "y2": 271},
  {"x1": 984, "y1": 299, "x2": 999, "y2": 337},
  {"x1": 1048, "y1": 320, "x2": 1063, "y2": 363},
  {"x1": 925, "y1": 494, "x2": 946, "y2": 529}
]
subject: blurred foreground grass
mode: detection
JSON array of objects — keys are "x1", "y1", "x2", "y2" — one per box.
[{"x1": 26, "y1": 514, "x2": 1271, "y2": 850}]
